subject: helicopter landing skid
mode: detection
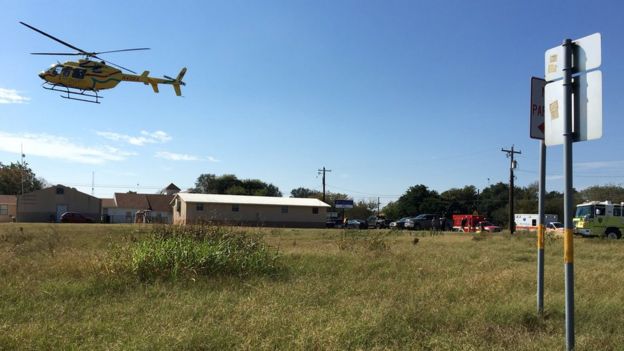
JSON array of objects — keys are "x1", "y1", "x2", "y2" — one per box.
[{"x1": 42, "y1": 83, "x2": 103, "y2": 104}]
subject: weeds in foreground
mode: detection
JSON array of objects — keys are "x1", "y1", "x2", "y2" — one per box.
[
  {"x1": 127, "y1": 225, "x2": 283, "y2": 281},
  {"x1": 337, "y1": 230, "x2": 391, "y2": 252},
  {"x1": 1, "y1": 225, "x2": 60, "y2": 256}
]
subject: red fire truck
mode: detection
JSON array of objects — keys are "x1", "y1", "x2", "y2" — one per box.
[{"x1": 452, "y1": 214, "x2": 485, "y2": 232}]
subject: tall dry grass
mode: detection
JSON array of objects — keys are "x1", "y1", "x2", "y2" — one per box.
[{"x1": 1, "y1": 223, "x2": 623, "y2": 350}]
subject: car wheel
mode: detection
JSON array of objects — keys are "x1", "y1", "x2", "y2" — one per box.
[{"x1": 605, "y1": 230, "x2": 620, "y2": 239}]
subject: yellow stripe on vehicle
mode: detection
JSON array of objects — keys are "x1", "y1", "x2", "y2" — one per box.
[{"x1": 564, "y1": 228, "x2": 574, "y2": 264}]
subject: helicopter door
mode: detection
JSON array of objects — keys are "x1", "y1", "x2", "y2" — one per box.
[{"x1": 59, "y1": 66, "x2": 73, "y2": 85}]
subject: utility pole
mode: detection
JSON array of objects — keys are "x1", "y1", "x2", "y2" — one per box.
[
  {"x1": 377, "y1": 197, "x2": 380, "y2": 215},
  {"x1": 501, "y1": 145, "x2": 521, "y2": 233},
  {"x1": 317, "y1": 167, "x2": 332, "y2": 203},
  {"x1": 20, "y1": 144, "x2": 25, "y2": 195}
]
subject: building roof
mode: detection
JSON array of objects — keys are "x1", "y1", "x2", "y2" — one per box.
[
  {"x1": 165, "y1": 183, "x2": 181, "y2": 191},
  {"x1": 0, "y1": 195, "x2": 17, "y2": 204},
  {"x1": 114, "y1": 193, "x2": 150, "y2": 209},
  {"x1": 113, "y1": 193, "x2": 174, "y2": 212},
  {"x1": 19, "y1": 185, "x2": 100, "y2": 201},
  {"x1": 101, "y1": 198, "x2": 116, "y2": 208},
  {"x1": 174, "y1": 193, "x2": 330, "y2": 208},
  {"x1": 146, "y1": 194, "x2": 175, "y2": 212}
]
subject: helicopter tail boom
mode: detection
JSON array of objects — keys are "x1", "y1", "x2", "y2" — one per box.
[{"x1": 121, "y1": 67, "x2": 186, "y2": 96}]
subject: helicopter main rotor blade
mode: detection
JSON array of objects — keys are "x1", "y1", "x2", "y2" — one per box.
[
  {"x1": 30, "y1": 52, "x2": 83, "y2": 56},
  {"x1": 20, "y1": 21, "x2": 89, "y2": 55},
  {"x1": 92, "y1": 55, "x2": 137, "y2": 74},
  {"x1": 96, "y1": 48, "x2": 150, "y2": 54}
]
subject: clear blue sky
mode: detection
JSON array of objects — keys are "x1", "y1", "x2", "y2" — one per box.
[{"x1": 1, "y1": 0, "x2": 623, "y2": 206}]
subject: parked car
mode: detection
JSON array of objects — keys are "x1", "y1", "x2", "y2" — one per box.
[
  {"x1": 404, "y1": 214, "x2": 437, "y2": 230},
  {"x1": 326, "y1": 218, "x2": 345, "y2": 228},
  {"x1": 477, "y1": 221, "x2": 502, "y2": 232},
  {"x1": 546, "y1": 221, "x2": 564, "y2": 235},
  {"x1": 346, "y1": 219, "x2": 368, "y2": 229},
  {"x1": 367, "y1": 215, "x2": 389, "y2": 229},
  {"x1": 389, "y1": 217, "x2": 411, "y2": 230},
  {"x1": 60, "y1": 212, "x2": 94, "y2": 223},
  {"x1": 547, "y1": 221, "x2": 563, "y2": 231}
]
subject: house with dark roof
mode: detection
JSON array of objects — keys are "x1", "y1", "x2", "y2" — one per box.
[
  {"x1": 105, "y1": 192, "x2": 174, "y2": 223},
  {"x1": 0, "y1": 195, "x2": 17, "y2": 222}
]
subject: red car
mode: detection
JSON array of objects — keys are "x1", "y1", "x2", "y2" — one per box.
[{"x1": 60, "y1": 212, "x2": 94, "y2": 223}]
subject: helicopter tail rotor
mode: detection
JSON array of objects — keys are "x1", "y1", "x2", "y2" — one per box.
[{"x1": 170, "y1": 67, "x2": 187, "y2": 96}]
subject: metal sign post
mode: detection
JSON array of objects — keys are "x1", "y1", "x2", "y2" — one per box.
[
  {"x1": 543, "y1": 32, "x2": 602, "y2": 351},
  {"x1": 530, "y1": 77, "x2": 546, "y2": 315},
  {"x1": 562, "y1": 38, "x2": 575, "y2": 351}
]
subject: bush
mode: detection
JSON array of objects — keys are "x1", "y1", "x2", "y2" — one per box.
[{"x1": 130, "y1": 225, "x2": 281, "y2": 281}]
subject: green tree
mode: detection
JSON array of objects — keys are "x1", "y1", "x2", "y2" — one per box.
[
  {"x1": 381, "y1": 201, "x2": 401, "y2": 220},
  {"x1": 441, "y1": 185, "x2": 478, "y2": 215},
  {"x1": 190, "y1": 174, "x2": 282, "y2": 197},
  {"x1": 0, "y1": 162, "x2": 44, "y2": 195},
  {"x1": 478, "y1": 182, "x2": 509, "y2": 225},
  {"x1": 515, "y1": 182, "x2": 538, "y2": 214},
  {"x1": 290, "y1": 187, "x2": 318, "y2": 198},
  {"x1": 577, "y1": 184, "x2": 624, "y2": 204},
  {"x1": 383, "y1": 184, "x2": 444, "y2": 218}
]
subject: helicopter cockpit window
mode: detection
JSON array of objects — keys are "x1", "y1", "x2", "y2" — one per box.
[
  {"x1": 49, "y1": 66, "x2": 63, "y2": 76},
  {"x1": 72, "y1": 69, "x2": 86, "y2": 79},
  {"x1": 61, "y1": 67, "x2": 72, "y2": 77}
]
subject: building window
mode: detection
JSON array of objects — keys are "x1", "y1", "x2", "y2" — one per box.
[
  {"x1": 281, "y1": 206, "x2": 288, "y2": 214},
  {"x1": 196, "y1": 203, "x2": 204, "y2": 211},
  {"x1": 176, "y1": 200, "x2": 181, "y2": 213},
  {"x1": 615, "y1": 207, "x2": 622, "y2": 216},
  {"x1": 56, "y1": 187, "x2": 64, "y2": 195},
  {"x1": 232, "y1": 204, "x2": 239, "y2": 212},
  {"x1": 312, "y1": 207, "x2": 319, "y2": 214},
  {"x1": 0, "y1": 204, "x2": 8, "y2": 216}
]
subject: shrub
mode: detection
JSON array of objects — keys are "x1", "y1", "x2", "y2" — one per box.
[{"x1": 129, "y1": 225, "x2": 281, "y2": 281}]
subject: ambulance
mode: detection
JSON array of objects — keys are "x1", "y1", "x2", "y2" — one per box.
[{"x1": 514, "y1": 213, "x2": 559, "y2": 231}]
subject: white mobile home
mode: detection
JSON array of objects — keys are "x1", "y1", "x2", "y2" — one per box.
[{"x1": 171, "y1": 193, "x2": 330, "y2": 228}]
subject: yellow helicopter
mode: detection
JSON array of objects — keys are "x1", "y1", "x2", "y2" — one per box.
[{"x1": 21, "y1": 22, "x2": 186, "y2": 103}]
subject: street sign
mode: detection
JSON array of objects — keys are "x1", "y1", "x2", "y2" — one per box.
[
  {"x1": 530, "y1": 77, "x2": 546, "y2": 139},
  {"x1": 544, "y1": 79, "x2": 565, "y2": 146},
  {"x1": 576, "y1": 70, "x2": 603, "y2": 142},
  {"x1": 544, "y1": 33, "x2": 602, "y2": 146},
  {"x1": 545, "y1": 33, "x2": 601, "y2": 82},
  {"x1": 335, "y1": 199, "x2": 354, "y2": 209},
  {"x1": 545, "y1": 70, "x2": 602, "y2": 146}
]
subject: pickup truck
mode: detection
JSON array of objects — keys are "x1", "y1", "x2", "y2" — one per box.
[{"x1": 367, "y1": 215, "x2": 389, "y2": 229}]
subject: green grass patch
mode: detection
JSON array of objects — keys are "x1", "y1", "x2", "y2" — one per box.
[{"x1": 128, "y1": 225, "x2": 282, "y2": 281}]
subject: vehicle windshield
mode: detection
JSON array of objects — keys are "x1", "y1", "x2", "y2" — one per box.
[
  {"x1": 48, "y1": 65, "x2": 63, "y2": 75},
  {"x1": 551, "y1": 222, "x2": 563, "y2": 228},
  {"x1": 575, "y1": 205, "x2": 594, "y2": 218}
]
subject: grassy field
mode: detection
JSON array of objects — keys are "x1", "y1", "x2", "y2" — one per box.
[{"x1": 1, "y1": 223, "x2": 623, "y2": 350}]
